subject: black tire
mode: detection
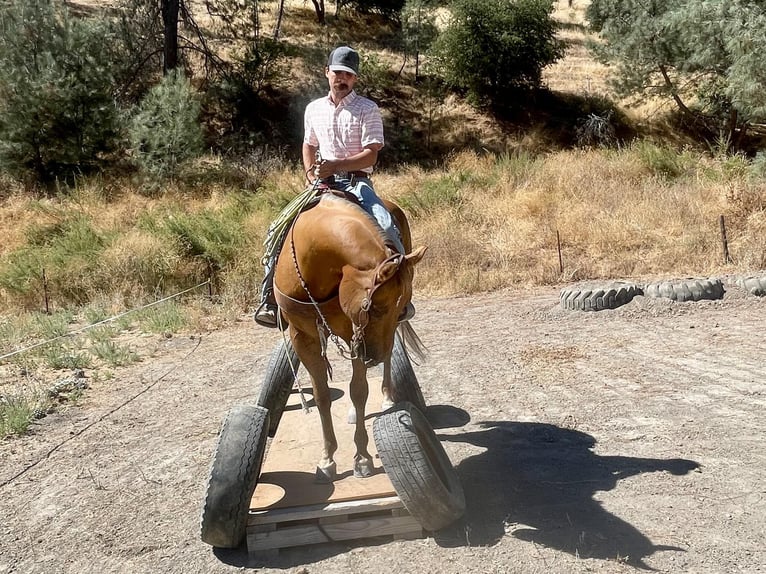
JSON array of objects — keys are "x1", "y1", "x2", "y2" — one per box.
[
  {"x1": 256, "y1": 339, "x2": 300, "y2": 437},
  {"x1": 390, "y1": 332, "x2": 427, "y2": 412},
  {"x1": 644, "y1": 277, "x2": 724, "y2": 301},
  {"x1": 560, "y1": 281, "x2": 642, "y2": 311},
  {"x1": 200, "y1": 405, "x2": 270, "y2": 548},
  {"x1": 373, "y1": 402, "x2": 465, "y2": 531}
]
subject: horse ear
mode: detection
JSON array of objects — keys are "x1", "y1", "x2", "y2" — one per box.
[{"x1": 405, "y1": 245, "x2": 427, "y2": 266}]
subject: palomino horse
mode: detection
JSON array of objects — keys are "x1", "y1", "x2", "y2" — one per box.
[{"x1": 273, "y1": 193, "x2": 426, "y2": 482}]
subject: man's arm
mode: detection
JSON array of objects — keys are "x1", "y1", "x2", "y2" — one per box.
[{"x1": 302, "y1": 142, "x2": 318, "y2": 175}]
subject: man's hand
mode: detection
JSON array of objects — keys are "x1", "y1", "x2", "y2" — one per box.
[{"x1": 314, "y1": 159, "x2": 339, "y2": 179}]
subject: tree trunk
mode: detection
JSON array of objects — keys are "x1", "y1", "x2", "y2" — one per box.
[
  {"x1": 311, "y1": 0, "x2": 325, "y2": 24},
  {"x1": 273, "y1": 0, "x2": 285, "y2": 40},
  {"x1": 658, "y1": 64, "x2": 695, "y2": 120},
  {"x1": 162, "y1": 0, "x2": 180, "y2": 74}
]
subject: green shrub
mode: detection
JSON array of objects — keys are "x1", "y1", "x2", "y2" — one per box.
[
  {"x1": 428, "y1": 0, "x2": 563, "y2": 109},
  {"x1": 128, "y1": 70, "x2": 205, "y2": 180},
  {"x1": 137, "y1": 302, "x2": 186, "y2": 335},
  {"x1": 357, "y1": 53, "x2": 395, "y2": 98},
  {"x1": 0, "y1": 0, "x2": 123, "y2": 182},
  {"x1": 0, "y1": 389, "x2": 50, "y2": 438},
  {"x1": 396, "y1": 173, "x2": 465, "y2": 217},
  {"x1": 341, "y1": 0, "x2": 406, "y2": 19},
  {"x1": 0, "y1": 216, "x2": 110, "y2": 307},
  {"x1": 632, "y1": 141, "x2": 695, "y2": 181},
  {"x1": 91, "y1": 340, "x2": 139, "y2": 367}
]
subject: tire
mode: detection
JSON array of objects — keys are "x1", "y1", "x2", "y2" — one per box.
[
  {"x1": 733, "y1": 274, "x2": 766, "y2": 296},
  {"x1": 560, "y1": 281, "x2": 642, "y2": 311},
  {"x1": 200, "y1": 405, "x2": 270, "y2": 548},
  {"x1": 373, "y1": 402, "x2": 465, "y2": 531},
  {"x1": 644, "y1": 277, "x2": 724, "y2": 302},
  {"x1": 390, "y1": 332, "x2": 427, "y2": 412},
  {"x1": 256, "y1": 339, "x2": 300, "y2": 437}
]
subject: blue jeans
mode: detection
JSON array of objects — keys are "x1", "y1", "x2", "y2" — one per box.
[{"x1": 335, "y1": 176, "x2": 405, "y2": 254}]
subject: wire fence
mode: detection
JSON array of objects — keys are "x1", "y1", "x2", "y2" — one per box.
[{"x1": 0, "y1": 279, "x2": 211, "y2": 363}]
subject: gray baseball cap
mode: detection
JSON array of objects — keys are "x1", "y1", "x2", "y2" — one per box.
[{"x1": 328, "y1": 46, "x2": 359, "y2": 75}]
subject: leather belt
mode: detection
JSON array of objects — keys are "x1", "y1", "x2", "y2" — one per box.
[{"x1": 335, "y1": 171, "x2": 371, "y2": 179}]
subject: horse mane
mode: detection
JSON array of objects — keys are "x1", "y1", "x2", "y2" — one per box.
[{"x1": 397, "y1": 321, "x2": 428, "y2": 364}]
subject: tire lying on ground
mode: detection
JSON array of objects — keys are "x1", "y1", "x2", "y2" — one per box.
[
  {"x1": 257, "y1": 338, "x2": 300, "y2": 437},
  {"x1": 200, "y1": 404, "x2": 270, "y2": 548},
  {"x1": 732, "y1": 274, "x2": 766, "y2": 296},
  {"x1": 560, "y1": 281, "x2": 643, "y2": 311},
  {"x1": 373, "y1": 402, "x2": 465, "y2": 531},
  {"x1": 644, "y1": 277, "x2": 725, "y2": 302}
]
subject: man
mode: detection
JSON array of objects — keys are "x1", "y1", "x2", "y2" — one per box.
[{"x1": 254, "y1": 45, "x2": 412, "y2": 328}]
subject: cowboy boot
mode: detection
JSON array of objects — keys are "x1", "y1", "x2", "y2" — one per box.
[{"x1": 254, "y1": 264, "x2": 278, "y2": 328}]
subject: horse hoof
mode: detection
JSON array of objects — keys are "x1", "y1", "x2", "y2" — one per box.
[
  {"x1": 315, "y1": 461, "x2": 337, "y2": 483},
  {"x1": 353, "y1": 459, "x2": 374, "y2": 478},
  {"x1": 347, "y1": 406, "x2": 357, "y2": 425}
]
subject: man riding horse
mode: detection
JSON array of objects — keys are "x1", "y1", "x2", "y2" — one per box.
[{"x1": 254, "y1": 45, "x2": 414, "y2": 328}]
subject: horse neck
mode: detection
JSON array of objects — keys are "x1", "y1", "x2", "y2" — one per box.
[{"x1": 293, "y1": 202, "x2": 390, "y2": 298}]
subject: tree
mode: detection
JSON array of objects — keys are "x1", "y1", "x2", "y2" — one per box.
[
  {"x1": 128, "y1": 69, "x2": 204, "y2": 180},
  {"x1": 428, "y1": 0, "x2": 563, "y2": 110},
  {"x1": 587, "y1": 0, "x2": 766, "y2": 149},
  {"x1": 0, "y1": 0, "x2": 122, "y2": 182},
  {"x1": 162, "y1": 0, "x2": 180, "y2": 73},
  {"x1": 401, "y1": 0, "x2": 440, "y2": 81}
]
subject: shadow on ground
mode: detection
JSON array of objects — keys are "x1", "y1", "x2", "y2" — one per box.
[
  {"x1": 435, "y1": 421, "x2": 700, "y2": 569},
  {"x1": 211, "y1": 414, "x2": 698, "y2": 570}
]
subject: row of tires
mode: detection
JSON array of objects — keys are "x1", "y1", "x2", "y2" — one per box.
[
  {"x1": 560, "y1": 273, "x2": 766, "y2": 312},
  {"x1": 199, "y1": 333, "x2": 465, "y2": 549}
]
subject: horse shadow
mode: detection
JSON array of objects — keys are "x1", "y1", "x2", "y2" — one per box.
[{"x1": 435, "y1": 421, "x2": 700, "y2": 569}]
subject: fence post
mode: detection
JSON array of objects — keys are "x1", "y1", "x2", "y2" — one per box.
[
  {"x1": 42, "y1": 268, "x2": 50, "y2": 315},
  {"x1": 719, "y1": 215, "x2": 732, "y2": 264}
]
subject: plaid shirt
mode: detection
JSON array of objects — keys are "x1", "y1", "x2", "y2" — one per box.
[{"x1": 304, "y1": 90, "x2": 384, "y2": 174}]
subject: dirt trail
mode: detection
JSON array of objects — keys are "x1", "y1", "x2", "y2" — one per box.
[{"x1": 1, "y1": 287, "x2": 765, "y2": 574}]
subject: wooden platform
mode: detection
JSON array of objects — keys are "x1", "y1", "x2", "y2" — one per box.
[{"x1": 247, "y1": 377, "x2": 423, "y2": 553}]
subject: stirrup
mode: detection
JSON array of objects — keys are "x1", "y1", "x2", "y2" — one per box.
[{"x1": 254, "y1": 302, "x2": 278, "y2": 328}]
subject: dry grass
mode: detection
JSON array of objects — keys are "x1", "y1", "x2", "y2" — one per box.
[
  {"x1": 379, "y1": 148, "x2": 765, "y2": 296},
  {"x1": 544, "y1": 0, "x2": 612, "y2": 96}
]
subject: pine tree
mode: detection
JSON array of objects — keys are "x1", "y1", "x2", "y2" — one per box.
[
  {"x1": 0, "y1": 0, "x2": 122, "y2": 182},
  {"x1": 588, "y1": 0, "x2": 766, "y2": 148}
]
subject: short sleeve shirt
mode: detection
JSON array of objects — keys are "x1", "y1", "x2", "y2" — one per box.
[{"x1": 304, "y1": 90, "x2": 384, "y2": 174}]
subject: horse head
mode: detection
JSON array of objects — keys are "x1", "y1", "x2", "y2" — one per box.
[{"x1": 339, "y1": 246, "x2": 427, "y2": 367}]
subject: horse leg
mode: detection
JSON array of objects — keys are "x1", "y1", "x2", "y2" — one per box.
[
  {"x1": 350, "y1": 358, "x2": 374, "y2": 478},
  {"x1": 381, "y1": 358, "x2": 395, "y2": 411},
  {"x1": 292, "y1": 331, "x2": 338, "y2": 483}
]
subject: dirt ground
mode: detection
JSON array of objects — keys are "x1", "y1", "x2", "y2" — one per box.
[{"x1": 1, "y1": 285, "x2": 765, "y2": 574}]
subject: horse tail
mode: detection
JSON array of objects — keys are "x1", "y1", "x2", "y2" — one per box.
[{"x1": 396, "y1": 321, "x2": 427, "y2": 364}]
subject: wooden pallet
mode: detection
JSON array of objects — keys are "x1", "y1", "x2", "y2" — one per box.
[
  {"x1": 245, "y1": 376, "x2": 424, "y2": 554},
  {"x1": 247, "y1": 495, "x2": 422, "y2": 552}
]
